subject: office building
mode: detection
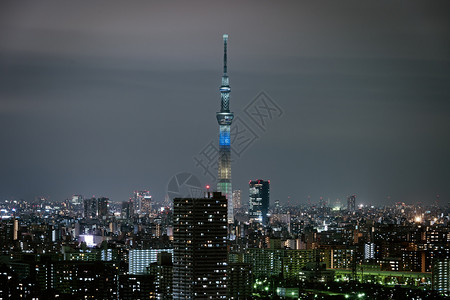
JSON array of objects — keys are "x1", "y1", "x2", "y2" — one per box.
[
  {"x1": 249, "y1": 179, "x2": 270, "y2": 224},
  {"x1": 133, "y1": 190, "x2": 152, "y2": 215}
]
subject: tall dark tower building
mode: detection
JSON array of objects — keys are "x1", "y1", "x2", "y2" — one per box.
[
  {"x1": 249, "y1": 180, "x2": 270, "y2": 224},
  {"x1": 83, "y1": 197, "x2": 109, "y2": 219},
  {"x1": 216, "y1": 34, "x2": 234, "y2": 223},
  {"x1": 347, "y1": 195, "x2": 356, "y2": 211},
  {"x1": 173, "y1": 192, "x2": 228, "y2": 299}
]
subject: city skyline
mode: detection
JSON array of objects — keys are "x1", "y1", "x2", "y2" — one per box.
[{"x1": 1, "y1": 1, "x2": 450, "y2": 205}]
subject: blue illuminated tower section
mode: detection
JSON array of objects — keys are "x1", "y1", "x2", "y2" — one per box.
[{"x1": 216, "y1": 34, "x2": 234, "y2": 223}]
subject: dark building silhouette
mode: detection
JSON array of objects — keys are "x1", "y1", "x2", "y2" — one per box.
[
  {"x1": 97, "y1": 197, "x2": 109, "y2": 218},
  {"x1": 119, "y1": 274, "x2": 156, "y2": 300},
  {"x1": 0, "y1": 264, "x2": 20, "y2": 299},
  {"x1": 347, "y1": 195, "x2": 356, "y2": 211},
  {"x1": 52, "y1": 261, "x2": 118, "y2": 298},
  {"x1": 249, "y1": 179, "x2": 270, "y2": 224},
  {"x1": 173, "y1": 192, "x2": 228, "y2": 299},
  {"x1": 148, "y1": 252, "x2": 173, "y2": 300},
  {"x1": 227, "y1": 263, "x2": 253, "y2": 299},
  {"x1": 83, "y1": 197, "x2": 97, "y2": 218},
  {"x1": 83, "y1": 197, "x2": 109, "y2": 219}
]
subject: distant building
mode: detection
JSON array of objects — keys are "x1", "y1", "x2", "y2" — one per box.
[
  {"x1": 83, "y1": 198, "x2": 97, "y2": 218},
  {"x1": 243, "y1": 248, "x2": 330, "y2": 279},
  {"x1": 244, "y1": 248, "x2": 284, "y2": 278},
  {"x1": 297, "y1": 262, "x2": 335, "y2": 283},
  {"x1": 71, "y1": 194, "x2": 83, "y2": 205},
  {"x1": 119, "y1": 274, "x2": 156, "y2": 300},
  {"x1": 121, "y1": 201, "x2": 132, "y2": 219},
  {"x1": 129, "y1": 249, "x2": 173, "y2": 275},
  {"x1": 228, "y1": 263, "x2": 253, "y2": 299},
  {"x1": 232, "y1": 190, "x2": 241, "y2": 210},
  {"x1": 274, "y1": 199, "x2": 282, "y2": 214},
  {"x1": 283, "y1": 250, "x2": 330, "y2": 279},
  {"x1": 52, "y1": 261, "x2": 118, "y2": 298},
  {"x1": 148, "y1": 252, "x2": 173, "y2": 300},
  {"x1": 83, "y1": 197, "x2": 109, "y2": 219},
  {"x1": 97, "y1": 197, "x2": 109, "y2": 218},
  {"x1": 133, "y1": 190, "x2": 151, "y2": 215},
  {"x1": 331, "y1": 248, "x2": 355, "y2": 269},
  {"x1": 347, "y1": 195, "x2": 356, "y2": 211},
  {"x1": 249, "y1": 179, "x2": 270, "y2": 224},
  {"x1": 13, "y1": 219, "x2": 19, "y2": 240},
  {"x1": 364, "y1": 243, "x2": 375, "y2": 260},
  {"x1": 173, "y1": 192, "x2": 228, "y2": 299},
  {"x1": 141, "y1": 195, "x2": 152, "y2": 215}
]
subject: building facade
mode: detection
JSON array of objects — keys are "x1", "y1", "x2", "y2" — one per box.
[
  {"x1": 249, "y1": 179, "x2": 270, "y2": 224},
  {"x1": 128, "y1": 249, "x2": 174, "y2": 275},
  {"x1": 232, "y1": 190, "x2": 241, "y2": 210},
  {"x1": 83, "y1": 197, "x2": 109, "y2": 219},
  {"x1": 173, "y1": 192, "x2": 228, "y2": 299},
  {"x1": 432, "y1": 258, "x2": 450, "y2": 295},
  {"x1": 347, "y1": 195, "x2": 356, "y2": 211}
]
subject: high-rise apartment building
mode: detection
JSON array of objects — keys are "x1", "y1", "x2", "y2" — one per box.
[
  {"x1": 173, "y1": 192, "x2": 228, "y2": 299},
  {"x1": 249, "y1": 180, "x2": 270, "y2": 224},
  {"x1": 227, "y1": 263, "x2": 253, "y2": 299},
  {"x1": 148, "y1": 252, "x2": 173, "y2": 300},
  {"x1": 432, "y1": 258, "x2": 450, "y2": 295},
  {"x1": 364, "y1": 243, "x2": 375, "y2": 260}
]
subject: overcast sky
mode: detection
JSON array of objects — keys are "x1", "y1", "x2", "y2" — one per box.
[{"x1": 0, "y1": 1, "x2": 449, "y2": 206}]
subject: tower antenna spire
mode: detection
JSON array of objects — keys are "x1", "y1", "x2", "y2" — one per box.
[{"x1": 223, "y1": 34, "x2": 228, "y2": 75}]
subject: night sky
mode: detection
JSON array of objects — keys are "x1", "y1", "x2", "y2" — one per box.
[{"x1": 1, "y1": 1, "x2": 449, "y2": 206}]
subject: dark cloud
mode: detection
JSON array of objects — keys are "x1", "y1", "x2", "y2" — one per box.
[{"x1": 0, "y1": 0, "x2": 449, "y2": 206}]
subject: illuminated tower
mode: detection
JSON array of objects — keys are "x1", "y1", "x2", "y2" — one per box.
[{"x1": 216, "y1": 34, "x2": 234, "y2": 223}]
